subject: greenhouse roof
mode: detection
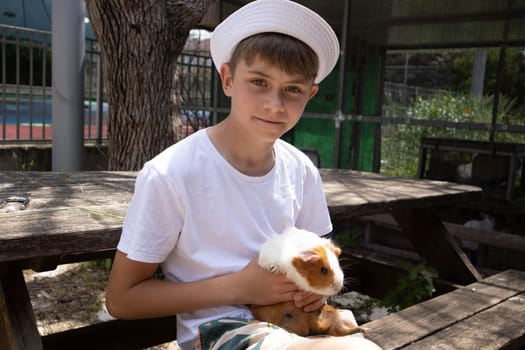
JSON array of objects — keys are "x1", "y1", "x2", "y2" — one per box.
[
  {"x1": 2, "y1": 0, "x2": 524, "y2": 49},
  {"x1": 200, "y1": 0, "x2": 525, "y2": 49}
]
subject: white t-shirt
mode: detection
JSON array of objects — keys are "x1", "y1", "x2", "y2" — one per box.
[{"x1": 117, "y1": 129, "x2": 333, "y2": 349}]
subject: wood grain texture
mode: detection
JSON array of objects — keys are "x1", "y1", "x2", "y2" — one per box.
[
  {"x1": 358, "y1": 213, "x2": 525, "y2": 252},
  {"x1": 0, "y1": 267, "x2": 43, "y2": 350},
  {"x1": 391, "y1": 208, "x2": 481, "y2": 284},
  {"x1": 363, "y1": 269, "x2": 525, "y2": 350},
  {"x1": 320, "y1": 169, "x2": 481, "y2": 219},
  {"x1": 1, "y1": 170, "x2": 482, "y2": 265},
  {"x1": 0, "y1": 172, "x2": 136, "y2": 265}
]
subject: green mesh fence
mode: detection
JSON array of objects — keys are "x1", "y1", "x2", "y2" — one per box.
[
  {"x1": 292, "y1": 118, "x2": 336, "y2": 168},
  {"x1": 292, "y1": 44, "x2": 381, "y2": 171}
]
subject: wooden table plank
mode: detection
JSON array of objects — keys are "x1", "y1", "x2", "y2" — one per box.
[
  {"x1": 363, "y1": 270, "x2": 525, "y2": 349},
  {"x1": 1, "y1": 170, "x2": 482, "y2": 265},
  {"x1": 1, "y1": 172, "x2": 135, "y2": 265},
  {"x1": 320, "y1": 169, "x2": 481, "y2": 219},
  {"x1": 320, "y1": 169, "x2": 482, "y2": 284},
  {"x1": 0, "y1": 207, "x2": 125, "y2": 263},
  {"x1": 402, "y1": 292, "x2": 525, "y2": 349},
  {"x1": 2, "y1": 170, "x2": 482, "y2": 212},
  {"x1": 1, "y1": 205, "x2": 126, "y2": 237}
]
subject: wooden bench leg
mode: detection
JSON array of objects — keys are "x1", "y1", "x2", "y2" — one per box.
[
  {"x1": 391, "y1": 208, "x2": 482, "y2": 285},
  {"x1": 0, "y1": 265, "x2": 43, "y2": 350}
]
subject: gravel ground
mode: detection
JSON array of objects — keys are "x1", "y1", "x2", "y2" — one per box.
[{"x1": 24, "y1": 261, "x2": 177, "y2": 350}]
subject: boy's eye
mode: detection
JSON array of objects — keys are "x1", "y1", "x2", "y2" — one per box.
[
  {"x1": 251, "y1": 79, "x2": 265, "y2": 87},
  {"x1": 286, "y1": 86, "x2": 303, "y2": 94}
]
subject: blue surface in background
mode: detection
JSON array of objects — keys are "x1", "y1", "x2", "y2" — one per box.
[{"x1": 1, "y1": 98, "x2": 109, "y2": 126}]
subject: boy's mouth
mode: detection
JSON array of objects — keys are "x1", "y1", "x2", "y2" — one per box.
[{"x1": 255, "y1": 116, "x2": 283, "y2": 125}]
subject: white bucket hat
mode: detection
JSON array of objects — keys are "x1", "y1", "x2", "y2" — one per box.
[{"x1": 210, "y1": 0, "x2": 340, "y2": 84}]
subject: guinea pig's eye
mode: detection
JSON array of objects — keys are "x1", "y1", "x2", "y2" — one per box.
[{"x1": 320, "y1": 267, "x2": 329, "y2": 275}]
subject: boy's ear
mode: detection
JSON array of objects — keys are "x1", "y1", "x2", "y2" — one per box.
[
  {"x1": 308, "y1": 84, "x2": 319, "y2": 100},
  {"x1": 219, "y1": 63, "x2": 234, "y2": 97}
]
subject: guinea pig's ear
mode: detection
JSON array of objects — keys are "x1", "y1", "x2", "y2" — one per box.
[{"x1": 299, "y1": 250, "x2": 321, "y2": 263}]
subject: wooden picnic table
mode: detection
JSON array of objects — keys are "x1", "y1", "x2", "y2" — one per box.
[{"x1": 0, "y1": 169, "x2": 483, "y2": 349}]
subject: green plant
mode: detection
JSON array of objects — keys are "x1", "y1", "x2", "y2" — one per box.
[
  {"x1": 447, "y1": 48, "x2": 525, "y2": 112},
  {"x1": 103, "y1": 258, "x2": 112, "y2": 271},
  {"x1": 381, "y1": 93, "x2": 525, "y2": 178},
  {"x1": 334, "y1": 229, "x2": 362, "y2": 248},
  {"x1": 12, "y1": 148, "x2": 35, "y2": 171},
  {"x1": 380, "y1": 262, "x2": 438, "y2": 313}
]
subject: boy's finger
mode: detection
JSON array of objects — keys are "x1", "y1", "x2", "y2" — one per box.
[
  {"x1": 302, "y1": 297, "x2": 326, "y2": 312},
  {"x1": 293, "y1": 292, "x2": 326, "y2": 310}
]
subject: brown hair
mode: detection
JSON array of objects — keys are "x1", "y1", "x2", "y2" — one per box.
[{"x1": 228, "y1": 32, "x2": 319, "y2": 82}]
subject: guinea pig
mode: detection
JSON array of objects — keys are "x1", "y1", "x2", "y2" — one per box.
[
  {"x1": 251, "y1": 300, "x2": 366, "y2": 337},
  {"x1": 250, "y1": 227, "x2": 367, "y2": 336},
  {"x1": 257, "y1": 227, "x2": 344, "y2": 296}
]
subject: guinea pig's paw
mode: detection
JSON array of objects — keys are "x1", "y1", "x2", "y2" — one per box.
[
  {"x1": 357, "y1": 326, "x2": 370, "y2": 334},
  {"x1": 343, "y1": 325, "x2": 369, "y2": 336}
]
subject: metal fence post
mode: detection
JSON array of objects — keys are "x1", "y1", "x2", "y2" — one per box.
[{"x1": 51, "y1": 0, "x2": 85, "y2": 170}]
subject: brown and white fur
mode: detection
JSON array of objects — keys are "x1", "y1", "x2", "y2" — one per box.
[{"x1": 250, "y1": 227, "x2": 367, "y2": 336}]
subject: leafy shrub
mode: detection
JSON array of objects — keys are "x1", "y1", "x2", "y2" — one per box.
[
  {"x1": 381, "y1": 93, "x2": 525, "y2": 178},
  {"x1": 380, "y1": 262, "x2": 438, "y2": 313}
]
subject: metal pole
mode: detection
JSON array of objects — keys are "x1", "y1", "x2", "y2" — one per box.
[
  {"x1": 490, "y1": 45, "x2": 505, "y2": 143},
  {"x1": 333, "y1": 0, "x2": 350, "y2": 168},
  {"x1": 373, "y1": 49, "x2": 387, "y2": 173},
  {"x1": 96, "y1": 54, "x2": 104, "y2": 144},
  {"x1": 403, "y1": 52, "x2": 409, "y2": 86},
  {"x1": 490, "y1": 0, "x2": 511, "y2": 143},
  {"x1": 212, "y1": 0, "x2": 223, "y2": 126},
  {"x1": 470, "y1": 50, "x2": 487, "y2": 98},
  {"x1": 52, "y1": 0, "x2": 85, "y2": 170}
]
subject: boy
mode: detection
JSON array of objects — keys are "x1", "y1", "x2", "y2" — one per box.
[{"x1": 105, "y1": 0, "x2": 382, "y2": 349}]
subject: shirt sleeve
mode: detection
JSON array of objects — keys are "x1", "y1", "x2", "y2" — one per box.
[
  {"x1": 117, "y1": 163, "x2": 184, "y2": 263},
  {"x1": 295, "y1": 166, "x2": 333, "y2": 236}
]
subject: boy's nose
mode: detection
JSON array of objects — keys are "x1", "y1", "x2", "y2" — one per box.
[{"x1": 264, "y1": 92, "x2": 285, "y2": 112}]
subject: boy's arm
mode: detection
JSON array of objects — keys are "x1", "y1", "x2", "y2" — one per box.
[{"x1": 105, "y1": 250, "x2": 299, "y2": 319}]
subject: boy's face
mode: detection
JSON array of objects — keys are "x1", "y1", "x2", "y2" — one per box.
[{"x1": 220, "y1": 56, "x2": 318, "y2": 143}]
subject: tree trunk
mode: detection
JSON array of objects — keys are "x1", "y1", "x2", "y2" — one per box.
[{"x1": 86, "y1": 0, "x2": 210, "y2": 170}]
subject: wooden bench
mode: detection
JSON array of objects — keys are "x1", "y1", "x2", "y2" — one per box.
[
  {"x1": 362, "y1": 269, "x2": 525, "y2": 349},
  {"x1": 355, "y1": 213, "x2": 525, "y2": 262},
  {"x1": 40, "y1": 314, "x2": 177, "y2": 349},
  {"x1": 38, "y1": 269, "x2": 525, "y2": 350}
]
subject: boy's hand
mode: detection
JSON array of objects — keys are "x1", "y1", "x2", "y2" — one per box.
[
  {"x1": 239, "y1": 256, "x2": 298, "y2": 305},
  {"x1": 293, "y1": 291, "x2": 327, "y2": 312}
]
